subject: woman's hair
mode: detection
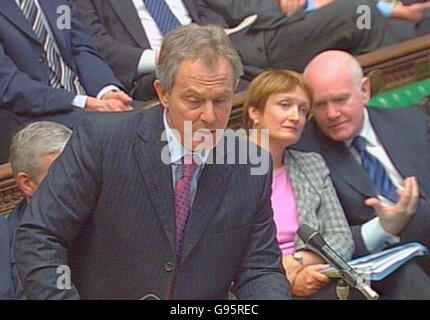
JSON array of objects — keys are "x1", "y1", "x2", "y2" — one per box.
[{"x1": 242, "y1": 69, "x2": 313, "y2": 130}]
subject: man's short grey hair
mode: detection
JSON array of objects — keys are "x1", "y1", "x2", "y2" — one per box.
[
  {"x1": 10, "y1": 121, "x2": 72, "y2": 180},
  {"x1": 156, "y1": 24, "x2": 244, "y2": 91}
]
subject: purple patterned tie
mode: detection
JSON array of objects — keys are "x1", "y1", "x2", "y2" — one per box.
[
  {"x1": 167, "y1": 155, "x2": 198, "y2": 299},
  {"x1": 174, "y1": 155, "x2": 198, "y2": 253}
]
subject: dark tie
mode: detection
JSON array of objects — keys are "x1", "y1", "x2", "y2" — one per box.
[
  {"x1": 18, "y1": 0, "x2": 86, "y2": 95},
  {"x1": 167, "y1": 155, "x2": 198, "y2": 299},
  {"x1": 352, "y1": 136, "x2": 399, "y2": 203},
  {"x1": 142, "y1": 0, "x2": 181, "y2": 36}
]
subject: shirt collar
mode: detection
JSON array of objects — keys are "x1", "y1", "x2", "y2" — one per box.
[
  {"x1": 345, "y1": 108, "x2": 378, "y2": 148},
  {"x1": 163, "y1": 109, "x2": 211, "y2": 165}
]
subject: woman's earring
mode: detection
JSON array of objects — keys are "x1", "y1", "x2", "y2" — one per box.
[{"x1": 254, "y1": 120, "x2": 259, "y2": 127}]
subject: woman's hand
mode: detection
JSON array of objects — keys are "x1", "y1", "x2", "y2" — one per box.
[{"x1": 291, "y1": 264, "x2": 330, "y2": 297}]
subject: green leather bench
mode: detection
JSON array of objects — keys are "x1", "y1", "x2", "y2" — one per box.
[{"x1": 369, "y1": 78, "x2": 430, "y2": 109}]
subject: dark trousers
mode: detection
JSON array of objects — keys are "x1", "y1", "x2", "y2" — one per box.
[{"x1": 263, "y1": 0, "x2": 408, "y2": 72}]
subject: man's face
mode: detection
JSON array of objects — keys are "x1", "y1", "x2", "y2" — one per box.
[
  {"x1": 155, "y1": 56, "x2": 235, "y2": 151},
  {"x1": 307, "y1": 71, "x2": 370, "y2": 142}
]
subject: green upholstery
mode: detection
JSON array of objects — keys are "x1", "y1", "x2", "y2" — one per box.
[{"x1": 369, "y1": 78, "x2": 430, "y2": 109}]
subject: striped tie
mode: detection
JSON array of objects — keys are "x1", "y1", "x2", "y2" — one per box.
[
  {"x1": 18, "y1": 0, "x2": 86, "y2": 95},
  {"x1": 143, "y1": 0, "x2": 181, "y2": 36},
  {"x1": 352, "y1": 136, "x2": 399, "y2": 203}
]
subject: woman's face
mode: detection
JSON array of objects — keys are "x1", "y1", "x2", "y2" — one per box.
[{"x1": 251, "y1": 86, "x2": 311, "y2": 148}]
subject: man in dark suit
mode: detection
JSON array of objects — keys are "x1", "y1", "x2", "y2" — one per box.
[
  {"x1": 295, "y1": 50, "x2": 430, "y2": 273},
  {"x1": 199, "y1": 0, "x2": 402, "y2": 71},
  {"x1": 14, "y1": 24, "x2": 290, "y2": 300},
  {"x1": 0, "y1": 0, "x2": 132, "y2": 128},
  {"x1": 73, "y1": 0, "x2": 256, "y2": 101},
  {"x1": 7, "y1": 121, "x2": 72, "y2": 300}
]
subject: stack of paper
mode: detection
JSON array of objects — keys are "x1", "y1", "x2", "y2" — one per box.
[{"x1": 322, "y1": 242, "x2": 428, "y2": 281}]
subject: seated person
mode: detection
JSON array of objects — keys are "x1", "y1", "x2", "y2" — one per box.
[
  {"x1": 243, "y1": 69, "x2": 430, "y2": 299},
  {"x1": 73, "y1": 0, "x2": 253, "y2": 101},
  {"x1": 0, "y1": 0, "x2": 132, "y2": 128},
  {"x1": 296, "y1": 50, "x2": 430, "y2": 274},
  {"x1": 0, "y1": 214, "x2": 14, "y2": 300},
  {"x1": 8, "y1": 121, "x2": 72, "y2": 299},
  {"x1": 276, "y1": 0, "x2": 430, "y2": 23},
  {"x1": 74, "y1": 0, "x2": 402, "y2": 101}
]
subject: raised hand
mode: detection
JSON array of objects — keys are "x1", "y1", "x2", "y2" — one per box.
[{"x1": 365, "y1": 176, "x2": 419, "y2": 236}]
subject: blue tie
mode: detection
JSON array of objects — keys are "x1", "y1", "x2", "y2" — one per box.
[
  {"x1": 143, "y1": 0, "x2": 181, "y2": 36},
  {"x1": 352, "y1": 136, "x2": 399, "y2": 203}
]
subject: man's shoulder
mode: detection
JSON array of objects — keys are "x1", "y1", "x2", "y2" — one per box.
[{"x1": 75, "y1": 108, "x2": 158, "y2": 133}]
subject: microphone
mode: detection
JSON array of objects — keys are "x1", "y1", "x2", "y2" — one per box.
[{"x1": 297, "y1": 224, "x2": 379, "y2": 300}]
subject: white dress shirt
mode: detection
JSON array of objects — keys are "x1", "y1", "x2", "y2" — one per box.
[
  {"x1": 131, "y1": 0, "x2": 192, "y2": 75},
  {"x1": 15, "y1": 0, "x2": 120, "y2": 109},
  {"x1": 345, "y1": 108, "x2": 402, "y2": 252}
]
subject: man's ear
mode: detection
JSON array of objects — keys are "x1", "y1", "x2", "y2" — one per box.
[
  {"x1": 16, "y1": 172, "x2": 38, "y2": 199},
  {"x1": 361, "y1": 77, "x2": 371, "y2": 104},
  {"x1": 153, "y1": 80, "x2": 170, "y2": 109}
]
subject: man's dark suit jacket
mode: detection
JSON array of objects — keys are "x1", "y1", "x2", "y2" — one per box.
[
  {"x1": 0, "y1": 215, "x2": 14, "y2": 300},
  {"x1": 0, "y1": 0, "x2": 123, "y2": 127},
  {"x1": 14, "y1": 106, "x2": 290, "y2": 299},
  {"x1": 73, "y1": 0, "x2": 226, "y2": 100},
  {"x1": 0, "y1": 109, "x2": 21, "y2": 164},
  {"x1": 73, "y1": 0, "x2": 284, "y2": 100},
  {"x1": 294, "y1": 106, "x2": 430, "y2": 272}
]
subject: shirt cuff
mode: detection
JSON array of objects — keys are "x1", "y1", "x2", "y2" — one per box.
[
  {"x1": 137, "y1": 49, "x2": 158, "y2": 76},
  {"x1": 71, "y1": 95, "x2": 88, "y2": 109},
  {"x1": 97, "y1": 85, "x2": 121, "y2": 100},
  {"x1": 361, "y1": 217, "x2": 400, "y2": 252},
  {"x1": 376, "y1": 1, "x2": 395, "y2": 18},
  {"x1": 305, "y1": 0, "x2": 317, "y2": 12}
]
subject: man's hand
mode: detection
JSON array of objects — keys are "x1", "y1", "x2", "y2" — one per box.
[
  {"x1": 101, "y1": 90, "x2": 133, "y2": 105},
  {"x1": 365, "y1": 176, "x2": 419, "y2": 236},
  {"x1": 277, "y1": 0, "x2": 306, "y2": 17},
  {"x1": 291, "y1": 264, "x2": 330, "y2": 297},
  {"x1": 315, "y1": 0, "x2": 337, "y2": 9},
  {"x1": 85, "y1": 96, "x2": 133, "y2": 112}
]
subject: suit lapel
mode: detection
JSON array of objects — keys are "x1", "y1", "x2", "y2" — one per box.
[
  {"x1": 133, "y1": 106, "x2": 176, "y2": 252},
  {"x1": 38, "y1": 0, "x2": 72, "y2": 64},
  {"x1": 182, "y1": 0, "x2": 199, "y2": 23},
  {"x1": 369, "y1": 108, "x2": 412, "y2": 179},
  {"x1": 318, "y1": 126, "x2": 376, "y2": 199},
  {"x1": 0, "y1": 0, "x2": 41, "y2": 43},
  {"x1": 108, "y1": 0, "x2": 149, "y2": 48},
  {"x1": 180, "y1": 139, "x2": 233, "y2": 264},
  {"x1": 368, "y1": 108, "x2": 430, "y2": 200}
]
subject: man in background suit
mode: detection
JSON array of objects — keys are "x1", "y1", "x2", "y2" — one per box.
[
  {"x1": 75, "y1": 0, "x2": 399, "y2": 102},
  {"x1": 8, "y1": 121, "x2": 72, "y2": 300},
  {"x1": 198, "y1": 0, "x2": 401, "y2": 72},
  {"x1": 74, "y1": 0, "x2": 256, "y2": 101},
  {"x1": 14, "y1": 24, "x2": 290, "y2": 300},
  {"x1": 295, "y1": 50, "x2": 430, "y2": 273},
  {"x1": 0, "y1": 0, "x2": 132, "y2": 128}
]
